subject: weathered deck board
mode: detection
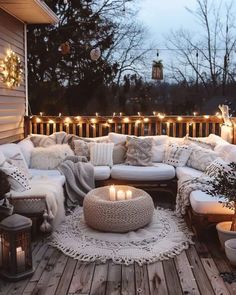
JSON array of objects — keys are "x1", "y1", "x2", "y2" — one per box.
[
  {"x1": 147, "y1": 261, "x2": 168, "y2": 295},
  {"x1": 90, "y1": 263, "x2": 108, "y2": 295},
  {"x1": 134, "y1": 263, "x2": 150, "y2": 295},
  {"x1": 105, "y1": 262, "x2": 121, "y2": 295},
  {"x1": 121, "y1": 264, "x2": 135, "y2": 295},
  {"x1": 163, "y1": 259, "x2": 183, "y2": 295}
]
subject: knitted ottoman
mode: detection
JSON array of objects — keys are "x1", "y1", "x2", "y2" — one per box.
[{"x1": 83, "y1": 185, "x2": 154, "y2": 233}]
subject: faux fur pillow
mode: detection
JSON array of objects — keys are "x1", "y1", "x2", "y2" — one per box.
[
  {"x1": 125, "y1": 136, "x2": 153, "y2": 166},
  {"x1": 30, "y1": 144, "x2": 74, "y2": 170},
  {"x1": 164, "y1": 144, "x2": 192, "y2": 167},
  {"x1": 187, "y1": 145, "x2": 218, "y2": 171}
]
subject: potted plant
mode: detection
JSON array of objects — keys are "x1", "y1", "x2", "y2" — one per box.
[
  {"x1": 206, "y1": 162, "x2": 236, "y2": 249},
  {"x1": 0, "y1": 170, "x2": 13, "y2": 218}
]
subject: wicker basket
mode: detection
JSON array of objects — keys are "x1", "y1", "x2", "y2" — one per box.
[{"x1": 8, "y1": 195, "x2": 47, "y2": 215}]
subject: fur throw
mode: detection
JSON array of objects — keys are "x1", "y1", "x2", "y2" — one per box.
[
  {"x1": 30, "y1": 144, "x2": 74, "y2": 170},
  {"x1": 11, "y1": 176, "x2": 65, "y2": 229}
]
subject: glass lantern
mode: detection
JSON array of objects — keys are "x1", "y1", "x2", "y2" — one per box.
[
  {"x1": 152, "y1": 61, "x2": 163, "y2": 80},
  {"x1": 0, "y1": 214, "x2": 34, "y2": 281}
]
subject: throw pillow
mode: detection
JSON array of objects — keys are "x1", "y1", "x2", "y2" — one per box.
[
  {"x1": 125, "y1": 136, "x2": 153, "y2": 166},
  {"x1": 113, "y1": 142, "x2": 127, "y2": 164},
  {"x1": 184, "y1": 135, "x2": 214, "y2": 150},
  {"x1": 7, "y1": 153, "x2": 31, "y2": 179},
  {"x1": 0, "y1": 161, "x2": 31, "y2": 192},
  {"x1": 187, "y1": 144, "x2": 218, "y2": 171},
  {"x1": 164, "y1": 144, "x2": 192, "y2": 167},
  {"x1": 74, "y1": 139, "x2": 90, "y2": 158},
  {"x1": 89, "y1": 142, "x2": 114, "y2": 166},
  {"x1": 30, "y1": 134, "x2": 56, "y2": 147},
  {"x1": 152, "y1": 144, "x2": 166, "y2": 163},
  {"x1": 205, "y1": 158, "x2": 231, "y2": 178},
  {"x1": 30, "y1": 144, "x2": 74, "y2": 170},
  {"x1": 108, "y1": 132, "x2": 128, "y2": 144}
]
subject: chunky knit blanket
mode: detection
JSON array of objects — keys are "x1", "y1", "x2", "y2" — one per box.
[
  {"x1": 175, "y1": 174, "x2": 212, "y2": 216},
  {"x1": 58, "y1": 156, "x2": 95, "y2": 207}
]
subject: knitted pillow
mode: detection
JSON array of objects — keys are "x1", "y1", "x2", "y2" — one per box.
[
  {"x1": 125, "y1": 137, "x2": 153, "y2": 166},
  {"x1": 7, "y1": 153, "x2": 31, "y2": 179},
  {"x1": 164, "y1": 144, "x2": 192, "y2": 167},
  {"x1": 74, "y1": 139, "x2": 90, "y2": 158},
  {"x1": 187, "y1": 145, "x2": 218, "y2": 171},
  {"x1": 0, "y1": 161, "x2": 31, "y2": 192},
  {"x1": 89, "y1": 142, "x2": 114, "y2": 166}
]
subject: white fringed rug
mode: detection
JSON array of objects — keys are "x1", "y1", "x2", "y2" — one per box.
[{"x1": 49, "y1": 206, "x2": 193, "y2": 265}]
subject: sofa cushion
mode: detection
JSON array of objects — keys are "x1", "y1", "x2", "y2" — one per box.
[
  {"x1": 108, "y1": 132, "x2": 128, "y2": 144},
  {"x1": 190, "y1": 190, "x2": 233, "y2": 215},
  {"x1": 111, "y1": 163, "x2": 175, "y2": 181},
  {"x1": 29, "y1": 169, "x2": 66, "y2": 186},
  {"x1": 176, "y1": 167, "x2": 203, "y2": 181},
  {"x1": 215, "y1": 143, "x2": 236, "y2": 163},
  {"x1": 17, "y1": 138, "x2": 34, "y2": 167},
  {"x1": 94, "y1": 166, "x2": 111, "y2": 180}
]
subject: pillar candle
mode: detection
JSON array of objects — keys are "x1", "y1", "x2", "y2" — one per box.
[
  {"x1": 117, "y1": 190, "x2": 126, "y2": 201},
  {"x1": 109, "y1": 185, "x2": 116, "y2": 201},
  {"x1": 16, "y1": 247, "x2": 25, "y2": 272},
  {"x1": 126, "y1": 190, "x2": 132, "y2": 200}
]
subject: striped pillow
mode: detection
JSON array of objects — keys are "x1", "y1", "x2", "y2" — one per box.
[{"x1": 89, "y1": 142, "x2": 114, "y2": 166}]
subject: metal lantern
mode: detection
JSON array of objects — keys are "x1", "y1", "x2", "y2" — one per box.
[
  {"x1": 0, "y1": 214, "x2": 34, "y2": 281},
  {"x1": 152, "y1": 60, "x2": 163, "y2": 80}
]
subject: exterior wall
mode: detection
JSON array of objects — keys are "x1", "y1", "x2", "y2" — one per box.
[{"x1": 0, "y1": 9, "x2": 26, "y2": 143}]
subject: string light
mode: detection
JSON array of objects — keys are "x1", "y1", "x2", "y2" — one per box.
[
  {"x1": 90, "y1": 118, "x2": 97, "y2": 124},
  {"x1": 36, "y1": 118, "x2": 41, "y2": 123},
  {"x1": 64, "y1": 117, "x2": 71, "y2": 123},
  {"x1": 143, "y1": 118, "x2": 149, "y2": 123},
  {"x1": 123, "y1": 117, "x2": 130, "y2": 123},
  {"x1": 177, "y1": 116, "x2": 183, "y2": 121},
  {"x1": 58, "y1": 113, "x2": 62, "y2": 117},
  {"x1": 193, "y1": 112, "x2": 197, "y2": 116},
  {"x1": 49, "y1": 119, "x2": 54, "y2": 124},
  {"x1": 39, "y1": 112, "x2": 43, "y2": 116},
  {"x1": 75, "y1": 116, "x2": 81, "y2": 121},
  {"x1": 107, "y1": 119, "x2": 113, "y2": 123},
  {"x1": 204, "y1": 115, "x2": 210, "y2": 119},
  {"x1": 0, "y1": 49, "x2": 23, "y2": 88}
]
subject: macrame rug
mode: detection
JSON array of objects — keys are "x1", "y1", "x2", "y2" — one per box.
[{"x1": 49, "y1": 206, "x2": 193, "y2": 265}]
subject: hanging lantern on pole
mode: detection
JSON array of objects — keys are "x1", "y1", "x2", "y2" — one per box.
[{"x1": 152, "y1": 60, "x2": 163, "y2": 80}]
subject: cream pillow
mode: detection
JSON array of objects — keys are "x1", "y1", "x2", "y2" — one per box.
[
  {"x1": 125, "y1": 137, "x2": 153, "y2": 166},
  {"x1": 89, "y1": 142, "x2": 114, "y2": 166},
  {"x1": 187, "y1": 145, "x2": 218, "y2": 171},
  {"x1": 30, "y1": 144, "x2": 74, "y2": 170},
  {"x1": 164, "y1": 144, "x2": 192, "y2": 167}
]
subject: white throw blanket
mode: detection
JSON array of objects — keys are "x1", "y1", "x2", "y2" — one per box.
[
  {"x1": 10, "y1": 176, "x2": 65, "y2": 229},
  {"x1": 175, "y1": 174, "x2": 212, "y2": 216}
]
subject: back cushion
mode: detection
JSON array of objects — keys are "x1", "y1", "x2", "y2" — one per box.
[
  {"x1": 108, "y1": 133, "x2": 128, "y2": 144},
  {"x1": 17, "y1": 138, "x2": 34, "y2": 167},
  {"x1": 0, "y1": 143, "x2": 28, "y2": 169}
]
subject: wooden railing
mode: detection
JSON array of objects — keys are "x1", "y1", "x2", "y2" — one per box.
[{"x1": 24, "y1": 115, "x2": 236, "y2": 144}]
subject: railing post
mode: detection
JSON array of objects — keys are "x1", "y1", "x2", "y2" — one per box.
[{"x1": 24, "y1": 116, "x2": 30, "y2": 138}]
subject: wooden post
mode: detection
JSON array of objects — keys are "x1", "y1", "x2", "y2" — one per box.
[{"x1": 24, "y1": 116, "x2": 31, "y2": 138}]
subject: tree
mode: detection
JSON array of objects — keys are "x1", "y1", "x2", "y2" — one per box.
[
  {"x1": 27, "y1": 0, "x2": 151, "y2": 115},
  {"x1": 166, "y1": 0, "x2": 236, "y2": 96}
]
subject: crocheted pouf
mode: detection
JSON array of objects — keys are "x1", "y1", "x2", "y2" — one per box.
[{"x1": 83, "y1": 185, "x2": 154, "y2": 233}]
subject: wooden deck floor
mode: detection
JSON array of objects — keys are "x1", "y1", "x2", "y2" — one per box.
[{"x1": 1, "y1": 198, "x2": 236, "y2": 295}]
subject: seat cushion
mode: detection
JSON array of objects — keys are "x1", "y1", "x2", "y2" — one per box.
[
  {"x1": 190, "y1": 190, "x2": 233, "y2": 215},
  {"x1": 29, "y1": 169, "x2": 65, "y2": 186},
  {"x1": 111, "y1": 163, "x2": 175, "y2": 181},
  {"x1": 94, "y1": 166, "x2": 111, "y2": 181},
  {"x1": 176, "y1": 167, "x2": 203, "y2": 181}
]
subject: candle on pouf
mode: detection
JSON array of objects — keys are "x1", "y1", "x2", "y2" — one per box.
[
  {"x1": 126, "y1": 190, "x2": 132, "y2": 200},
  {"x1": 117, "y1": 190, "x2": 126, "y2": 201},
  {"x1": 109, "y1": 185, "x2": 116, "y2": 201}
]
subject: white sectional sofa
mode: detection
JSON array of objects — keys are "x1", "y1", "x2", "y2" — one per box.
[{"x1": 0, "y1": 131, "x2": 235, "y2": 237}]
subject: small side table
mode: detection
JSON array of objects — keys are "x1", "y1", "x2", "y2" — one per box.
[{"x1": 83, "y1": 185, "x2": 154, "y2": 233}]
